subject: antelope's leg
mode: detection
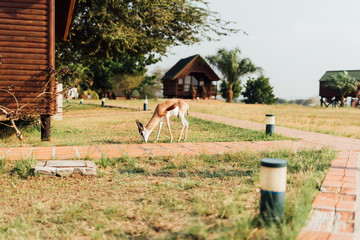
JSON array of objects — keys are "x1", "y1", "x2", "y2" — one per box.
[
  {"x1": 165, "y1": 117, "x2": 173, "y2": 143},
  {"x1": 184, "y1": 119, "x2": 189, "y2": 141},
  {"x1": 155, "y1": 118, "x2": 164, "y2": 143},
  {"x1": 178, "y1": 117, "x2": 185, "y2": 142}
]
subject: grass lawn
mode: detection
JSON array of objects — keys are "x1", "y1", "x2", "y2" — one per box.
[
  {"x1": 0, "y1": 103, "x2": 289, "y2": 147},
  {"x1": 0, "y1": 148, "x2": 335, "y2": 239},
  {"x1": 81, "y1": 99, "x2": 360, "y2": 139}
]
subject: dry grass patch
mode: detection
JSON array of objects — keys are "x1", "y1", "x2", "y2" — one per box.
[
  {"x1": 0, "y1": 148, "x2": 335, "y2": 239},
  {"x1": 188, "y1": 101, "x2": 360, "y2": 139}
]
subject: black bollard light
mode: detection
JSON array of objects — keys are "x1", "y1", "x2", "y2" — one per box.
[
  {"x1": 102, "y1": 98, "x2": 105, "y2": 107},
  {"x1": 265, "y1": 114, "x2": 275, "y2": 136},
  {"x1": 260, "y1": 158, "x2": 287, "y2": 223},
  {"x1": 143, "y1": 95, "x2": 148, "y2": 111}
]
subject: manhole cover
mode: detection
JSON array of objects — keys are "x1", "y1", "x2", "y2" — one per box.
[{"x1": 33, "y1": 160, "x2": 97, "y2": 177}]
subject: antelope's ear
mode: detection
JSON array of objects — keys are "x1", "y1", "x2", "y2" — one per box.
[{"x1": 135, "y1": 119, "x2": 144, "y2": 132}]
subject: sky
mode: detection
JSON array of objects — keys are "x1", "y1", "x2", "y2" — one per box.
[{"x1": 148, "y1": 0, "x2": 360, "y2": 100}]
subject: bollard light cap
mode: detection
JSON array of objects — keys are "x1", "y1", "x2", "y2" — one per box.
[
  {"x1": 261, "y1": 158, "x2": 287, "y2": 168},
  {"x1": 266, "y1": 114, "x2": 275, "y2": 117}
]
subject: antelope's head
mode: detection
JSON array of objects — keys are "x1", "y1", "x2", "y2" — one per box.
[{"x1": 135, "y1": 119, "x2": 149, "y2": 142}]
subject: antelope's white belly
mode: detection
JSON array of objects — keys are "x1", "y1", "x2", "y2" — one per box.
[{"x1": 167, "y1": 106, "x2": 180, "y2": 118}]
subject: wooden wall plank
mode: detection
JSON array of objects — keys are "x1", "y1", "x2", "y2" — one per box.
[
  {"x1": 0, "y1": 29, "x2": 47, "y2": 37},
  {"x1": 0, "y1": 18, "x2": 47, "y2": 26},
  {"x1": 0, "y1": 47, "x2": 47, "y2": 54},
  {"x1": 0, "y1": 89, "x2": 54, "y2": 94},
  {"x1": 1, "y1": 103, "x2": 53, "y2": 109},
  {"x1": 0, "y1": 92, "x2": 52, "y2": 97},
  {"x1": 0, "y1": 0, "x2": 47, "y2": 4},
  {"x1": 0, "y1": 2, "x2": 47, "y2": 10},
  {"x1": 0, "y1": 23, "x2": 47, "y2": 32},
  {"x1": 1, "y1": 52, "x2": 48, "y2": 60},
  {"x1": 0, "y1": 97, "x2": 46, "y2": 102},
  {"x1": 0, "y1": 35, "x2": 47, "y2": 43},
  {"x1": 0, "y1": 7, "x2": 47, "y2": 15},
  {"x1": 0, "y1": 64, "x2": 48, "y2": 70},
  {"x1": 0, "y1": 69, "x2": 45, "y2": 75},
  {"x1": 2, "y1": 58, "x2": 48, "y2": 65},
  {"x1": 0, "y1": 41, "x2": 47, "y2": 49},
  {"x1": 0, "y1": 75, "x2": 47, "y2": 81},
  {"x1": 0, "y1": 86, "x2": 55, "y2": 92},
  {"x1": 0, "y1": 13, "x2": 47, "y2": 21},
  {"x1": 1, "y1": 97, "x2": 52, "y2": 102}
]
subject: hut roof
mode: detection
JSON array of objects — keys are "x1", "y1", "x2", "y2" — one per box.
[
  {"x1": 55, "y1": 0, "x2": 78, "y2": 40},
  {"x1": 162, "y1": 54, "x2": 220, "y2": 81},
  {"x1": 319, "y1": 70, "x2": 360, "y2": 82}
]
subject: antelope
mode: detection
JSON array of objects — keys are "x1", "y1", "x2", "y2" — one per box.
[{"x1": 136, "y1": 99, "x2": 189, "y2": 143}]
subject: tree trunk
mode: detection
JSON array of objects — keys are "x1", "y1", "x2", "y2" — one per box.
[
  {"x1": 124, "y1": 90, "x2": 131, "y2": 100},
  {"x1": 103, "y1": 87, "x2": 108, "y2": 98},
  {"x1": 227, "y1": 83, "x2": 233, "y2": 103},
  {"x1": 340, "y1": 96, "x2": 345, "y2": 107}
]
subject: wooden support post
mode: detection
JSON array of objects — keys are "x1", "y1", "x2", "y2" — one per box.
[
  {"x1": 41, "y1": 115, "x2": 51, "y2": 141},
  {"x1": 42, "y1": 0, "x2": 54, "y2": 142}
]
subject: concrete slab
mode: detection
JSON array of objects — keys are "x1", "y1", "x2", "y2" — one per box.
[
  {"x1": 45, "y1": 160, "x2": 87, "y2": 167},
  {"x1": 34, "y1": 160, "x2": 97, "y2": 177}
]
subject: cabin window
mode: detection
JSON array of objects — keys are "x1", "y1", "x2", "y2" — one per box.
[
  {"x1": 199, "y1": 81, "x2": 204, "y2": 86},
  {"x1": 178, "y1": 79, "x2": 183, "y2": 84},
  {"x1": 192, "y1": 77, "x2": 198, "y2": 85},
  {"x1": 184, "y1": 84, "x2": 190, "y2": 92},
  {"x1": 185, "y1": 76, "x2": 191, "y2": 85}
]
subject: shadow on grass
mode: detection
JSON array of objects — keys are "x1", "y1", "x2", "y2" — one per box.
[
  {"x1": 156, "y1": 169, "x2": 254, "y2": 179},
  {"x1": 118, "y1": 168, "x2": 254, "y2": 179}
]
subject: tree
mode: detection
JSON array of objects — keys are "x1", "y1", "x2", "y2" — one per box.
[
  {"x1": 68, "y1": 64, "x2": 94, "y2": 96},
  {"x1": 326, "y1": 71, "x2": 358, "y2": 107},
  {"x1": 219, "y1": 80, "x2": 242, "y2": 100},
  {"x1": 242, "y1": 76, "x2": 277, "y2": 104},
  {"x1": 88, "y1": 55, "x2": 147, "y2": 98},
  {"x1": 277, "y1": 98, "x2": 288, "y2": 104},
  {"x1": 206, "y1": 48, "x2": 261, "y2": 102},
  {"x1": 150, "y1": 66, "x2": 167, "y2": 97},
  {"x1": 111, "y1": 74, "x2": 144, "y2": 99},
  {"x1": 137, "y1": 76, "x2": 162, "y2": 99},
  {"x1": 57, "y1": 0, "x2": 238, "y2": 64}
]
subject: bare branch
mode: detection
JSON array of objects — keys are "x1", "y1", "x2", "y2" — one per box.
[{"x1": 0, "y1": 63, "x2": 72, "y2": 141}]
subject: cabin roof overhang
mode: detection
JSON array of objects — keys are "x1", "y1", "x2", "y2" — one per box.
[
  {"x1": 162, "y1": 54, "x2": 220, "y2": 82},
  {"x1": 55, "y1": 0, "x2": 78, "y2": 40}
]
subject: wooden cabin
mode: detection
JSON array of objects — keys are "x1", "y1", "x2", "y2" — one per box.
[
  {"x1": 319, "y1": 70, "x2": 360, "y2": 107},
  {"x1": 0, "y1": 0, "x2": 77, "y2": 140},
  {"x1": 162, "y1": 55, "x2": 220, "y2": 99}
]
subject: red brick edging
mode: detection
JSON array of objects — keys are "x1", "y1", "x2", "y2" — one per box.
[{"x1": 0, "y1": 140, "x2": 311, "y2": 161}]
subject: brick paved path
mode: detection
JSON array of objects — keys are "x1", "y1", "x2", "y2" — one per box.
[{"x1": 2, "y1": 111, "x2": 360, "y2": 239}]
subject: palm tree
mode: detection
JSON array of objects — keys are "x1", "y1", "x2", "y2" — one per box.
[
  {"x1": 71, "y1": 64, "x2": 94, "y2": 94},
  {"x1": 326, "y1": 71, "x2": 358, "y2": 107},
  {"x1": 206, "y1": 48, "x2": 261, "y2": 102}
]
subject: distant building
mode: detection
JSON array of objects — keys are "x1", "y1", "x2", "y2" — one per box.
[
  {"x1": 67, "y1": 88, "x2": 79, "y2": 99},
  {"x1": 162, "y1": 55, "x2": 220, "y2": 99},
  {"x1": 319, "y1": 70, "x2": 360, "y2": 107}
]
